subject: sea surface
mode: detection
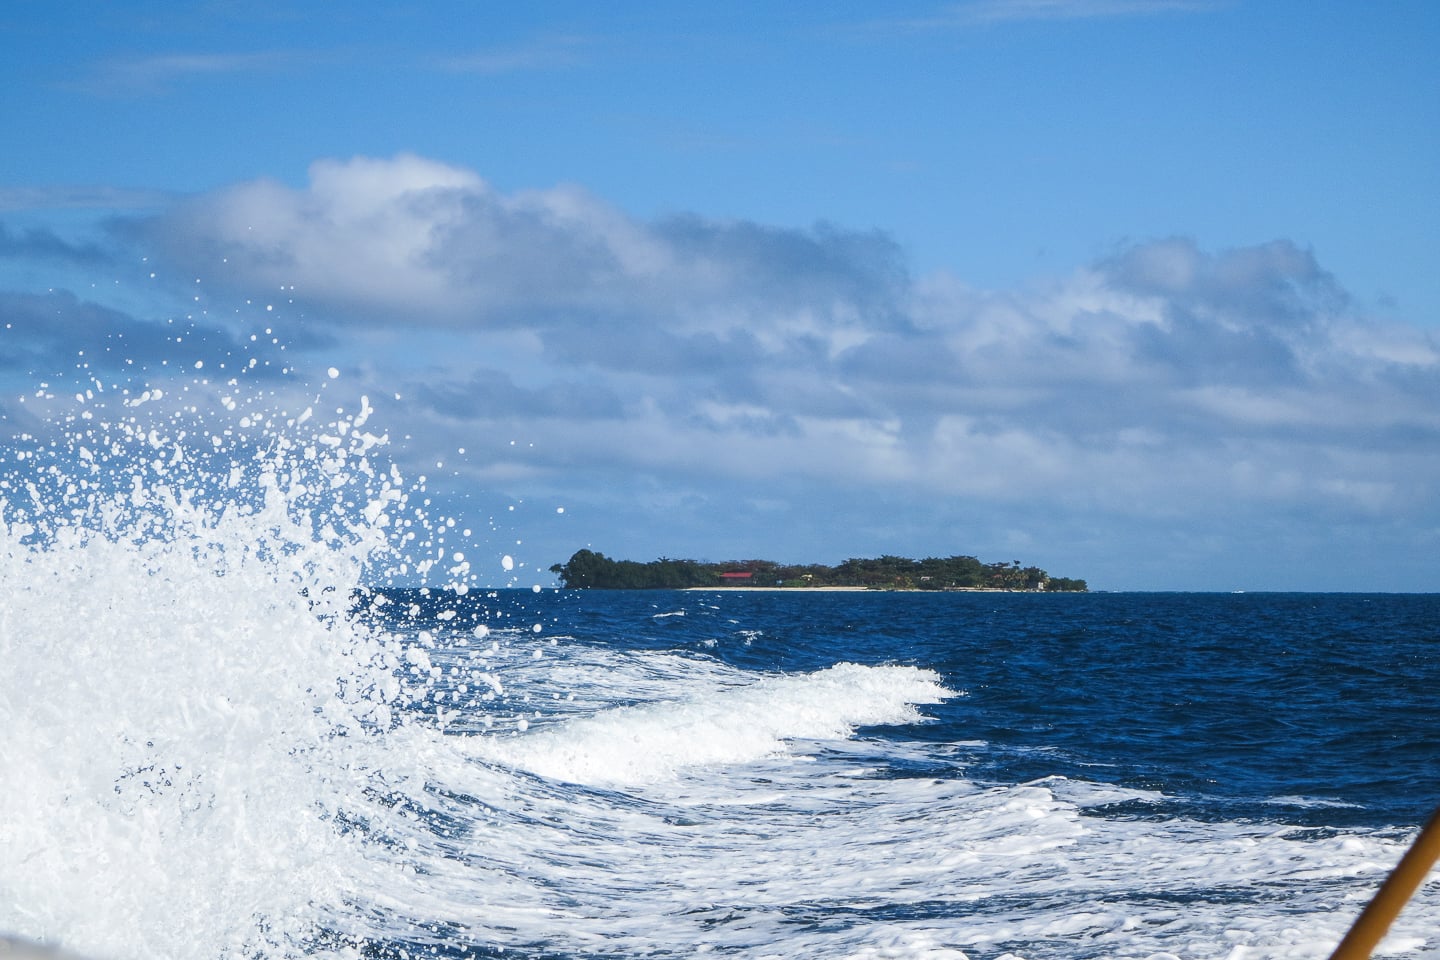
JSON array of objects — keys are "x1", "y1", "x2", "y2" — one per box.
[{"x1": 2, "y1": 388, "x2": 1438, "y2": 960}]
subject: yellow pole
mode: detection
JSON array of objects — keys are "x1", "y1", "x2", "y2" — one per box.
[{"x1": 1329, "y1": 806, "x2": 1440, "y2": 960}]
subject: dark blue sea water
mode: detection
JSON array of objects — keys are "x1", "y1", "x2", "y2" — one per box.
[
  {"x1": 306, "y1": 586, "x2": 1439, "y2": 960},
  {"x1": 423, "y1": 588, "x2": 1440, "y2": 830}
]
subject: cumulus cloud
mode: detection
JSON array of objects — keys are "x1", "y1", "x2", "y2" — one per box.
[
  {"x1": 141, "y1": 154, "x2": 909, "y2": 337},
  {"x1": 113, "y1": 155, "x2": 1440, "y2": 586},
  {"x1": 140, "y1": 158, "x2": 1438, "y2": 498}
]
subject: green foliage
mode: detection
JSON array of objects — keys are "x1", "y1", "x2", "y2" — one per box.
[
  {"x1": 548, "y1": 550, "x2": 721, "y2": 589},
  {"x1": 549, "y1": 549, "x2": 1087, "y2": 591}
]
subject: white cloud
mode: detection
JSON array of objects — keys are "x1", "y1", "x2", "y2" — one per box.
[
  {"x1": 111, "y1": 156, "x2": 1440, "y2": 587},
  {"x1": 144, "y1": 154, "x2": 907, "y2": 343},
  {"x1": 150, "y1": 155, "x2": 487, "y2": 317}
]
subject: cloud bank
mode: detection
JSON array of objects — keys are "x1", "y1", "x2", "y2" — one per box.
[
  {"x1": 8, "y1": 155, "x2": 1439, "y2": 588},
  {"x1": 144, "y1": 154, "x2": 908, "y2": 332}
]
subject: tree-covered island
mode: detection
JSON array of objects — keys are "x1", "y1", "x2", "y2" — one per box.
[{"x1": 549, "y1": 549, "x2": 1087, "y2": 592}]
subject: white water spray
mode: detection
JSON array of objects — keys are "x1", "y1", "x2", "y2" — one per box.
[{"x1": 0, "y1": 377, "x2": 441, "y2": 959}]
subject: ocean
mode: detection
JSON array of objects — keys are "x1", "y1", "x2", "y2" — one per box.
[{"x1": 2, "y1": 388, "x2": 1438, "y2": 960}]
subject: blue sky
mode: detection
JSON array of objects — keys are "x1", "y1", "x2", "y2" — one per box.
[{"x1": 1, "y1": 0, "x2": 1438, "y2": 590}]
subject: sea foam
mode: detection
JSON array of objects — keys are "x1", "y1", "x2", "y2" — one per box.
[{"x1": 473, "y1": 661, "x2": 952, "y2": 786}]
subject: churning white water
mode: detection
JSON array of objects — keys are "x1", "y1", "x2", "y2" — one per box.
[
  {"x1": 1, "y1": 383, "x2": 422, "y2": 958},
  {"x1": 0, "y1": 381, "x2": 965, "y2": 959}
]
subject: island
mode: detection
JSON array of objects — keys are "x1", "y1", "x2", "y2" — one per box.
[{"x1": 549, "y1": 549, "x2": 1087, "y2": 592}]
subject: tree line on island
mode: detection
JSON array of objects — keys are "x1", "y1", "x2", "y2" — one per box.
[{"x1": 549, "y1": 549, "x2": 1088, "y2": 592}]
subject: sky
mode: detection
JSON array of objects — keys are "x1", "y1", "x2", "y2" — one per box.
[{"x1": 1, "y1": 0, "x2": 1437, "y2": 591}]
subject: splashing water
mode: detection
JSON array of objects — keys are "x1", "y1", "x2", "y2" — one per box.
[
  {"x1": 0, "y1": 372, "x2": 959, "y2": 960},
  {"x1": 0, "y1": 374, "x2": 441, "y2": 959}
]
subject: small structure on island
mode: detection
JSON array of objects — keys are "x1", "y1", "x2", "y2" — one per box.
[{"x1": 719, "y1": 571, "x2": 754, "y2": 583}]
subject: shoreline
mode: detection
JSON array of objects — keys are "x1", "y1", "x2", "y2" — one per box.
[
  {"x1": 683, "y1": 585, "x2": 869, "y2": 592},
  {"x1": 681, "y1": 585, "x2": 1050, "y2": 593}
]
